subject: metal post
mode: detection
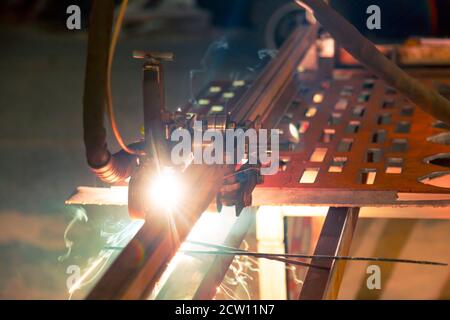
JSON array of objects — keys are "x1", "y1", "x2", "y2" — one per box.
[{"x1": 299, "y1": 207, "x2": 359, "y2": 300}]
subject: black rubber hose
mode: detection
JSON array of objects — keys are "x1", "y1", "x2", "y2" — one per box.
[
  {"x1": 83, "y1": 0, "x2": 136, "y2": 183},
  {"x1": 83, "y1": 0, "x2": 113, "y2": 168}
]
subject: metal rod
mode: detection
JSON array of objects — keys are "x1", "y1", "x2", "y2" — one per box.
[
  {"x1": 142, "y1": 60, "x2": 170, "y2": 166},
  {"x1": 183, "y1": 250, "x2": 328, "y2": 270},
  {"x1": 181, "y1": 249, "x2": 447, "y2": 266}
]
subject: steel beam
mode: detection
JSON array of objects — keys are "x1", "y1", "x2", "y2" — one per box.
[
  {"x1": 299, "y1": 207, "x2": 359, "y2": 300},
  {"x1": 67, "y1": 189, "x2": 450, "y2": 219}
]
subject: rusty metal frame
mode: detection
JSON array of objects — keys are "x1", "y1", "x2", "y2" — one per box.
[
  {"x1": 75, "y1": 4, "x2": 450, "y2": 298},
  {"x1": 85, "y1": 24, "x2": 320, "y2": 300}
]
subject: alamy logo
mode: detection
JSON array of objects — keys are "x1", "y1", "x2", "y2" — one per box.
[
  {"x1": 170, "y1": 121, "x2": 280, "y2": 175},
  {"x1": 66, "y1": 264, "x2": 81, "y2": 291},
  {"x1": 366, "y1": 264, "x2": 381, "y2": 290},
  {"x1": 66, "y1": 5, "x2": 81, "y2": 30},
  {"x1": 366, "y1": 5, "x2": 381, "y2": 30}
]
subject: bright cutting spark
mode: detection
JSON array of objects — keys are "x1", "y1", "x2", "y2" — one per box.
[
  {"x1": 219, "y1": 283, "x2": 239, "y2": 300},
  {"x1": 211, "y1": 239, "x2": 307, "y2": 299},
  {"x1": 148, "y1": 167, "x2": 184, "y2": 213},
  {"x1": 287, "y1": 265, "x2": 304, "y2": 285},
  {"x1": 217, "y1": 240, "x2": 258, "y2": 300},
  {"x1": 289, "y1": 123, "x2": 300, "y2": 142}
]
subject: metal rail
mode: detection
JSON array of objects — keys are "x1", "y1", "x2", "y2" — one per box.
[{"x1": 230, "y1": 23, "x2": 319, "y2": 129}]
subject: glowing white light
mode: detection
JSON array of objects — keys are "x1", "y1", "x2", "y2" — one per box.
[
  {"x1": 198, "y1": 99, "x2": 210, "y2": 105},
  {"x1": 223, "y1": 92, "x2": 235, "y2": 99},
  {"x1": 313, "y1": 92, "x2": 324, "y2": 104},
  {"x1": 288, "y1": 123, "x2": 300, "y2": 142},
  {"x1": 232, "y1": 80, "x2": 245, "y2": 87},
  {"x1": 210, "y1": 105, "x2": 224, "y2": 113},
  {"x1": 209, "y1": 86, "x2": 222, "y2": 93},
  {"x1": 149, "y1": 167, "x2": 183, "y2": 213}
]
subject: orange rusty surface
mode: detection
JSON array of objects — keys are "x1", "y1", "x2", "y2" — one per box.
[{"x1": 261, "y1": 70, "x2": 450, "y2": 197}]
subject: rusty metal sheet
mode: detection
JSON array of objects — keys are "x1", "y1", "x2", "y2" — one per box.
[{"x1": 179, "y1": 66, "x2": 450, "y2": 207}]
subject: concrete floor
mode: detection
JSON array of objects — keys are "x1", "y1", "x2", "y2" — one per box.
[{"x1": 0, "y1": 23, "x2": 448, "y2": 300}]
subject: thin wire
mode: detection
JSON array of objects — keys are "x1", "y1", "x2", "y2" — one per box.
[
  {"x1": 183, "y1": 250, "x2": 447, "y2": 267},
  {"x1": 106, "y1": 0, "x2": 145, "y2": 156},
  {"x1": 187, "y1": 240, "x2": 325, "y2": 268},
  {"x1": 184, "y1": 250, "x2": 326, "y2": 269},
  {"x1": 185, "y1": 241, "x2": 447, "y2": 266},
  {"x1": 185, "y1": 241, "x2": 327, "y2": 269}
]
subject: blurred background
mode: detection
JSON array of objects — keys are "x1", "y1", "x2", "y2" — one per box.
[{"x1": 0, "y1": 0, "x2": 449, "y2": 299}]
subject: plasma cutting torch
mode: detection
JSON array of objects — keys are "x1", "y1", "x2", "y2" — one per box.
[{"x1": 83, "y1": 0, "x2": 261, "y2": 221}]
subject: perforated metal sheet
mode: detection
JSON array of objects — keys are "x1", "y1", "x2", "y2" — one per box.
[
  {"x1": 256, "y1": 70, "x2": 450, "y2": 206},
  {"x1": 184, "y1": 70, "x2": 450, "y2": 206}
]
